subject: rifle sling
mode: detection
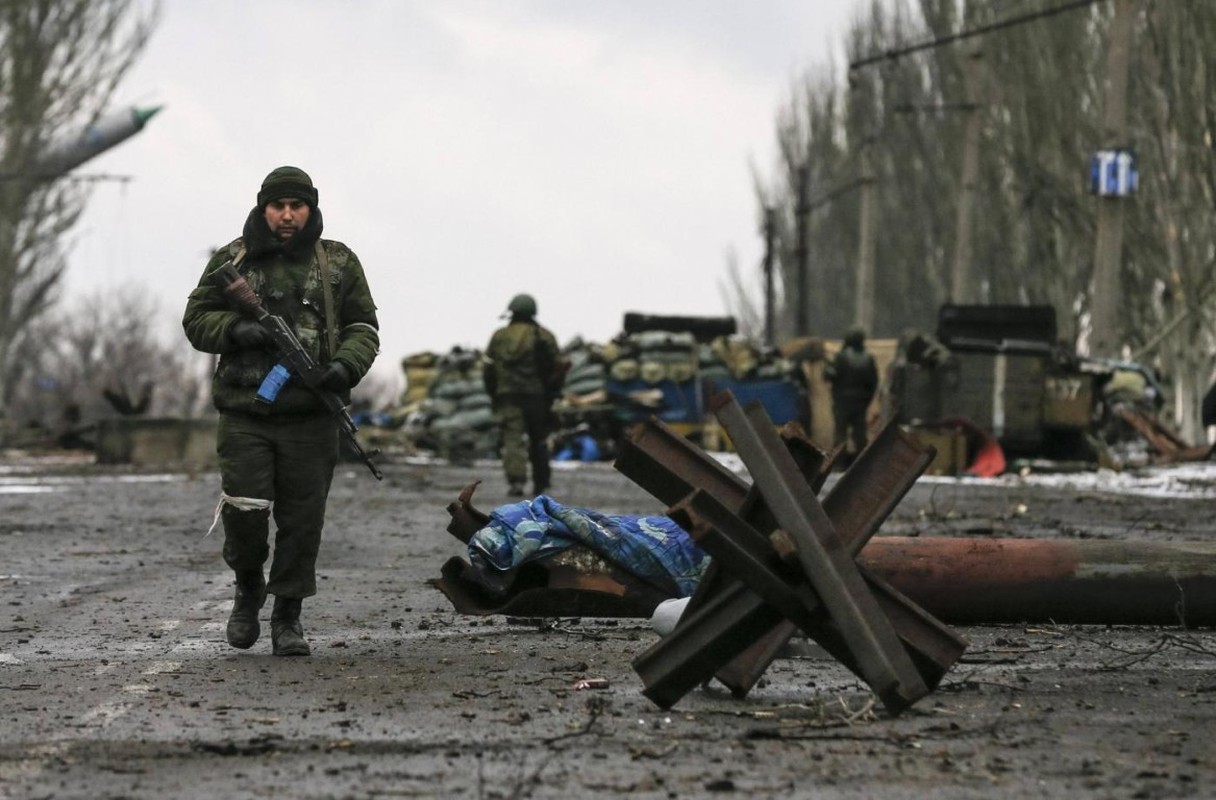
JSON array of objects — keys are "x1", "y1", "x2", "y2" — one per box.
[{"x1": 316, "y1": 240, "x2": 338, "y2": 359}]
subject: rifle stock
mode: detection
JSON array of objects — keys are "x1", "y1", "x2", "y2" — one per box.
[{"x1": 210, "y1": 260, "x2": 384, "y2": 480}]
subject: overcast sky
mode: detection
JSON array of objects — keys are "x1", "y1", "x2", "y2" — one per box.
[{"x1": 67, "y1": 1, "x2": 862, "y2": 388}]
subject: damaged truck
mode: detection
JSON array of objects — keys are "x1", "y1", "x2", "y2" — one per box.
[{"x1": 886, "y1": 304, "x2": 1199, "y2": 472}]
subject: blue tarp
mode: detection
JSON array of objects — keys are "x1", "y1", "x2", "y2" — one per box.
[
  {"x1": 607, "y1": 378, "x2": 702, "y2": 423},
  {"x1": 468, "y1": 495, "x2": 708, "y2": 597},
  {"x1": 706, "y1": 378, "x2": 803, "y2": 425},
  {"x1": 553, "y1": 433, "x2": 601, "y2": 462},
  {"x1": 607, "y1": 376, "x2": 803, "y2": 425}
]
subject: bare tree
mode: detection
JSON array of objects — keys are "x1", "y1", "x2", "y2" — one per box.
[
  {"x1": 756, "y1": 6, "x2": 1110, "y2": 336},
  {"x1": 0, "y1": 0, "x2": 159, "y2": 412},
  {"x1": 1131, "y1": 3, "x2": 1216, "y2": 441},
  {"x1": 718, "y1": 245, "x2": 765, "y2": 343},
  {"x1": 7, "y1": 285, "x2": 209, "y2": 429},
  {"x1": 745, "y1": 0, "x2": 1216, "y2": 438}
]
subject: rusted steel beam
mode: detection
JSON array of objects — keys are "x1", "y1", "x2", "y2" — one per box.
[
  {"x1": 445, "y1": 481, "x2": 490, "y2": 543},
  {"x1": 713, "y1": 420, "x2": 929, "y2": 693},
  {"x1": 617, "y1": 413, "x2": 965, "y2": 706},
  {"x1": 668, "y1": 493, "x2": 815, "y2": 628},
  {"x1": 618, "y1": 421, "x2": 819, "y2": 707},
  {"x1": 671, "y1": 491, "x2": 965, "y2": 699},
  {"x1": 613, "y1": 417, "x2": 834, "y2": 533},
  {"x1": 716, "y1": 421, "x2": 950, "y2": 695},
  {"x1": 775, "y1": 422, "x2": 837, "y2": 492},
  {"x1": 632, "y1": 579, "x2": 787, "y2": 707},
  {"x1": 762, "y1": 529, "x2": 967, "y2": 681},
  {"x1": 821, "y1": 421, "x2": 933, "y2": 547},
  {"x1": 717, "y1": 617, "x2": 799, "y2": 693},
  {"x1": 613, "y1": 419, "x2": 748, "y2": 509},
  {"x1": 614, "y1": 418, "x2": 826, "y2": 673},
  {"x1": 632, "y1": 526, "x2": 965, "y2": 709},
  {"x1": 713, "y1": 393, "x2": 928, "y2": 708},
  {"x1": 613, "y1": 417, "x2": 833, "y2": 629},
  {"x1": 1115, "y1": 405, "x2": 1190, "y2": 454},
  {"x1": 860, "y1": 537, "x2": 1216, "y2": 627}
]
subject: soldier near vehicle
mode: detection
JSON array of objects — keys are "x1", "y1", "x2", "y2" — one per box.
[
  {"x1": 182, "y1": 166, "x2": 380, "y2": 657},
  {"x1": 482, "y1": 293, "x2": 562, "y2": 497},
  {"x1": 825, "y1": 324, "x2": 879, "y2": 459}
]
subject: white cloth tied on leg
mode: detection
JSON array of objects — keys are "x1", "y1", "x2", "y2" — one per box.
[{"x1": 205, "y1": 493, "x2": 272, "y2": 538}]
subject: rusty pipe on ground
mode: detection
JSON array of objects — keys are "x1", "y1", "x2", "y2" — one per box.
[{"x1": 861, "y1": 537, "x2": 1216, "y2": 627}]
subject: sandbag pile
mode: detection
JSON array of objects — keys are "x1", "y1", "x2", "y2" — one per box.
[
  {"x1": 701, "y1": 334, "x2": 800, "y2": 385},
  {"x1": 551, "y1": 339, "x2": 620, "y2": 462},
  {"x1": 401, "y1": 347, "x2": 498, "y2": 462},
  {"x1": 400, "y1": 352, "x2": 439, "y2": 406},
  {"x1": 556, "y1": 338, "x2": 609, "y2": 408},
  {"x1": 600, "y1": 331, "x2": 804, "y2": 426},
  {"x1": 395, "y1": 331, "x2": 808, "y2": 463}
]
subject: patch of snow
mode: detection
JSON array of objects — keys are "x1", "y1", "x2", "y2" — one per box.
[{"x1": 920, "y1": 461, "x2": 1216, "y2": 499}]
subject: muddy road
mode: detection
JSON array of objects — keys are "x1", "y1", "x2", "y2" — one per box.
[{"x1": 1, "y1": 454, "x2": 1215, "y2": 799}]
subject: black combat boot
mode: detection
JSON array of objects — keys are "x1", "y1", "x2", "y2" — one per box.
[
  {"x1": 271, "y1": 596, "x2": 310, "y2": 657},
  {"x1": 226, "y1": 572, "x2": 266, "y2": 650}
]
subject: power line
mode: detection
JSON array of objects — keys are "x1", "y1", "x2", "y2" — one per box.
[
  {"x1": 0, "y1": 172, "x2": 133, "y2": 183},
  {"x1": 806, "y1": 178, "x2": 866, "y2": 213},
  {"x1": 849, "y1": 0, "x2": 1109, "y2": 72},
  {"x1": 892, "y1": 103, "x2": 981, "y2": 114}
]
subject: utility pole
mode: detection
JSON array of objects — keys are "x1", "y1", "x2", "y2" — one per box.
[
  {"x1": 1088, "y1": 0, "x2": 1135, "y2": 358},
  {"x1": 950, "y1": 44, "x2": 984, "y2": 305},
  {"x1": 762, "y1": 206, "x2": 777, "y2": 346},
  {"x1": 855, "y1": 133, "x2": 877, "y2": 332},
  {"x1": 794, "y1": 165, "x2": 811, "y2": 336},
  {"x1": 846, "y1": 59, "x2": 879, "y2": 335},
  {"x1": 0, "y1": 106, "x2": 162, "y2": 407}
]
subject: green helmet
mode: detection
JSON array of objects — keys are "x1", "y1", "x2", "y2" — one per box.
[{"x1": 507, "y1": 293, "x2": 537, "y2": 317}]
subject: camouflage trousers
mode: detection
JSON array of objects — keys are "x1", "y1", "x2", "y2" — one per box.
[
  {"x1": 494, "y1": 394, "x2": 553, "y2": 492},
  {"x1": 217, "y1": 412, "x2": 338, "y2": 599}
]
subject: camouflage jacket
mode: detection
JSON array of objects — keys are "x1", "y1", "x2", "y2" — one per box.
[
  {"x1": 182, "y1": 237, "x2": 380, "y2": 415},
  {"x1": 483, "y1": 319, "x2": 560, "y2": 398}
]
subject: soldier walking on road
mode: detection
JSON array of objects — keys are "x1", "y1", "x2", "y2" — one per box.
[
  {"x1": 182, "y1": 166, "x2": 380, "y2": 656},
  {"x1": 825, "y1": 324, "x2": 878, "y2": 460},
  {"x1": 483, "y1": 294, "x2": 562, "y2": 497}
]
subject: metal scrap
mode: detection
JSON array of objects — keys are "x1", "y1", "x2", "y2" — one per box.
[{"x1": 616, "y1": 390, "x2": 967, "y2": 714}]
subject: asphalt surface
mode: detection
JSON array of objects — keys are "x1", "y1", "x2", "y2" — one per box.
[{"x1": 2, "y1": 453, "x2": 1215, "y2": 799}]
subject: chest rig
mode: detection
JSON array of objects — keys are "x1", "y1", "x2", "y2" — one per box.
[{"x1": 231, "y1": 240, "x2": 339, "y2": 360}]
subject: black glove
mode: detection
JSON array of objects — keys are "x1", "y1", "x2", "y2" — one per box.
[
  {"x1": 229, "y1": 319, "x2": 269, "y2": 349},
  {"x1": 320, "y1": 361, "x2": 352, "y2": 392}
]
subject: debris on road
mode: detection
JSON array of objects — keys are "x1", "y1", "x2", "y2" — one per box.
[
  {"x1": 432, "y1": 481, "x2": 685, "y2": 618},
  {"x1": 573, "y1": 678, "x2": 610, "y2": 690}
]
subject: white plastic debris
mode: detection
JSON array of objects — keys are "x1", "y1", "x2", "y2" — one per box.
[{"x1": 650, "y1": 596, "x2": 690, "y2": 637}]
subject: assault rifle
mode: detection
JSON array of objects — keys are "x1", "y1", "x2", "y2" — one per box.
[{"x1": 210, "y1": 260, "x2": 383, "y2": 480}]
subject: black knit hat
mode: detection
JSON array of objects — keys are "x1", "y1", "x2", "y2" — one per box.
[{"x1": 257, "y1": 166, "x2": 318, "y2": 208}]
